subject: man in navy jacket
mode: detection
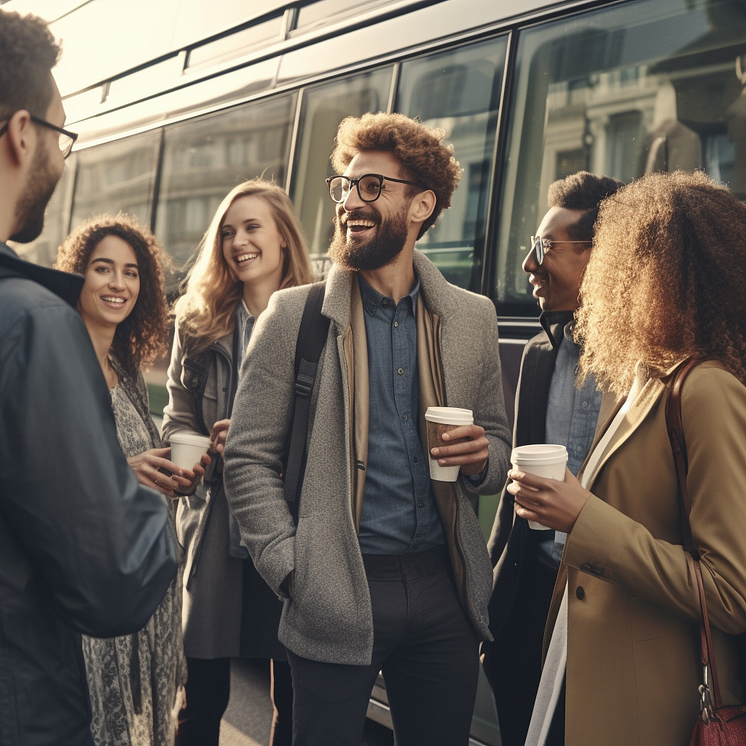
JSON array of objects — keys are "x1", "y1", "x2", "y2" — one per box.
[{"x1": 0, "y1": 10, "x2": 177, "y2": 745}]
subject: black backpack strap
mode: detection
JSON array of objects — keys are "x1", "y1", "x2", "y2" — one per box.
[{"x1": 284, "y1": 282, "x2": 330, "y2": 514}]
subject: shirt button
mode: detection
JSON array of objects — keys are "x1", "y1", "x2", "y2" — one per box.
[
  {"x1": 418, "y1": 502, "x2": 424, "y2": 508},
  {"x1": 582, "y1": 401, "x2": 589, "y2": 410},
  {"x1": 413, "y1": 457, "x2": 419, "y2": 463},
  {"x1": 397, "y1": 368, "x2": 404, "y2": 375},
  {"x1": 394, "y1": 321, "x2": 399, "y2": 328},
  {"x1": 382, "y1": 299, "x2": 389, "y2": 305},
  {"x1": 402, "y1": 414, "x2": 409, "y2": 421}
]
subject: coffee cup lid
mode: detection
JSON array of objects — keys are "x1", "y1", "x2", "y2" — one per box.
[
  {"x1": 169, "y1": 432, "x2": 211, "y2": 447},
  {"x1": 424, "y1": 407, "x2": 474, "y2": 425},
  {"x1": 511, "y1": 444, "x2": 568, "y2": 463}
]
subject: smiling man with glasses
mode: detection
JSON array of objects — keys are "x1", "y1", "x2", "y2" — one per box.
[
  {"x1": 0, "y1": 10, "x2": 178, "y2": 746},
  {"x1": 225, "y1": 112, "x2": 512, "y2": 746},
  {"x1": 483, "y1": 171, "x2": 624, "y2": 746}
]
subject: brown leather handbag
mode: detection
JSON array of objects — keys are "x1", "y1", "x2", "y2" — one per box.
[{"x1": 666, "y1": 358, "x2": 746, "y2": 745}]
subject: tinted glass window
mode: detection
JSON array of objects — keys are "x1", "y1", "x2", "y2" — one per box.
[
  {"x1": 157, "y1": 94, "x2": 296, "y2": 276},
  {"x1": 497, "y1": 0, "x2": 746, "y2": 314},
  {"x1": 291, "y1": 68, "x2": 393, "y2": 272},
  {"x1": 70, "y1": 131, "x2": 161, "y2": 234},
  {"x1": 396, "y1": 37, "x2": 507, "y2": 291}
]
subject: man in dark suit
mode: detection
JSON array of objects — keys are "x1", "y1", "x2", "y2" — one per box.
[{"x1": 482, "y1": 171, "x2": 623, "y2": 746}]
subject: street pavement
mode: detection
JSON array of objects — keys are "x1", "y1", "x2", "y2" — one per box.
[{"x1": 219, "y1": 659, "x2": 394, "y2": 746}]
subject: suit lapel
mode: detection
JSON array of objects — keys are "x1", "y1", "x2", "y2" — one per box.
[{"x1": 583, "y1": 376, "x2": 666, "y2": 490}]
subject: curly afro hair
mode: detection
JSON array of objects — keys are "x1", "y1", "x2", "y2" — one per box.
[
  {"x1": 55, "y1": 214, "x2": 172, "y2": 375},
  {"x1": 331, "y1": 112, "x2": 462, "y2": 239},
  {"x1": 575, "y1": 170, "x2": 746, "y2": 394}
]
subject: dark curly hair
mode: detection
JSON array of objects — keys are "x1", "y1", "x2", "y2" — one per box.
[
  {"x1": 331, "y1": 112, "x2": 462, "y2": 239},
  {"x1": 575, "y1": 170, "x2": 746, "y2": 394},
  {"x1": 55, "y1": 214, "x2": 172, "y2": 375},
  {"x1": 0, "y1": 10, "x2": 60, "y2": 121},
  {"x1": 547, "y1": 171, "x2": 625, "y2": 241}
]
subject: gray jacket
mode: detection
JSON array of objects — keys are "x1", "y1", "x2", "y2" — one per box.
[{"x1": 224, "y1": 251, "x2": 511, "y2": 665}]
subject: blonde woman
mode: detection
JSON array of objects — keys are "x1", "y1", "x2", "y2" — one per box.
[{"x1": 163, "y1": 180, "x2": 313, "y2": 746}]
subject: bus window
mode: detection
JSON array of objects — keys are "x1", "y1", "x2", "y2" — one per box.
[
  {"x1": 157, "y1": 94, "x2": 296, "y2": 276},
  {"x1": 496, "y1": 0, "x2": 746, "y2": 315},
  {"x1": 291, "y1": 68, "x2": 393, "y2": 267},
  {"x1": 395, "y1": 37, "x2": 508, "y2": 292},
  {"x1": 70, "y1": 131, "x2": 161, "y2": 235}
]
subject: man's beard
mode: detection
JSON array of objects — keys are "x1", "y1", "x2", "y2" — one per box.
[
  {"x1": 10, "y1": 143, "x2": 59, "y2": 244},
  {"x1": 328, "y1": 208, "x2": 408, "y2": 271}
]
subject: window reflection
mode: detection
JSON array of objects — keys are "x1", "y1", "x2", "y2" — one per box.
[
  {"x1": 396, "y1": 38, "x2": 507, "y2": 291},
  {"x1": 497, "y1": 0, "x2": 746, "y2": 313},
  {"x1": 292, "y1": 69, "x2": 392, "y2": 270},
  {"x1": 70, "y1": 132, "x2": 160, "y2": 237},
  {"x1": 157, "y1": 94, "x2": 295, "y2": 277}
]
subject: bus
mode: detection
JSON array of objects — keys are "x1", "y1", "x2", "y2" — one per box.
[{"x1": 10, "y1": 0, "x2": 746, "y2": 742}]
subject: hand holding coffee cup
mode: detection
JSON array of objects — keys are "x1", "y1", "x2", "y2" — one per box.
[
  {"x1": 168, "y1": 432, "x2": 211, "y2": 495},
  {"x1": 510, "y1": 444, "x2": 568, "y2": 529},
  {"x1": 425, "y1": 407, "x2": 475, "y2": 482}
]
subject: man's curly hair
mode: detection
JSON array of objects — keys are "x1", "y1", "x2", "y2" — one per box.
[
  {"x1": 0, "y1": 10, "x2": 60, "y2": 121},
  {"x1": 55, "y1": 214, "x2": 172, "y2": 375},
  {"x1": 331, "y1": 112, "x2": 462, "y2": 239},
  {"x1": 575, "y1": 170, "x2": 746, "y2": 394}
]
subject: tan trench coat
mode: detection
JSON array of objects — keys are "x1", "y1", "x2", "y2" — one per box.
[{"x1": 547, "y1": 361, "x2": 746, "y2": 745}]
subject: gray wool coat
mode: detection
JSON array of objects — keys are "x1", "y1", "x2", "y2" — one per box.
[{"x1": 223, "y1": 251, "x2": 512, "y2": 665}]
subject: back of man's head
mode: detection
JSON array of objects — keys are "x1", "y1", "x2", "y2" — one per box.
[
  {"x1": 331, "y1": 112, "x2": 462, "y2": 239},
  {"x1": 547, "y1": 171, "x2": 624, "y2": 242},
  {"x1": 0, "y1": 10, "x2": 60, "y2": 122}
]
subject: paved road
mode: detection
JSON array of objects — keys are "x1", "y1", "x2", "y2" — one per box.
[{"x1": 219, "y1": 659, "x2": 394, "y2": 746}]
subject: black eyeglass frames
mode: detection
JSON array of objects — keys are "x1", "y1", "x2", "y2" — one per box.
[
  {"x1": 326, "y1": 173, "x2": 428, "y2": 204},
  {"x1": 529, "y1": 235, "x2": 592, "y2": 265},
  {"x1": 0, "y1": 114, "x2": 78, "y2": 159}
]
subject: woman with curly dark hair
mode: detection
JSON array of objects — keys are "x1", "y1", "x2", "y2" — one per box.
[
  {"x1": 508, "y1": 171, "x2": 746, "y2": 746},
  {"x1": 56, "y1": 214, "x2": 198, "y2": 746}
]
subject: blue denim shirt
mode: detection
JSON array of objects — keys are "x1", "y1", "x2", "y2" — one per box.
[
  {"x1": 538, "y1": 321, "x2": 602, "y2": 569},
  {"x1": 357, "y1": 274, "x2": 445, "y2": 555}
]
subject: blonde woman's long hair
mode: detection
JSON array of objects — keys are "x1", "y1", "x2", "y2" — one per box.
[{"x1": 175, "y1": 179, "x2": 314, "y2": 354}]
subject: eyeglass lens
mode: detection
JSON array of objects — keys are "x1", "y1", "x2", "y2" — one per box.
[
  {"x1": 530, "y1": 235, "x2": 546, "y2": 264},
  {"x1": 328, "y1": 175, "x2": 383, "y2": 203}
]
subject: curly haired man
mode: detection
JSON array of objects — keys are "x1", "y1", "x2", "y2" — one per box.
[{"x1": 224, "y1": 112, "x2": 512, "y2": 745}]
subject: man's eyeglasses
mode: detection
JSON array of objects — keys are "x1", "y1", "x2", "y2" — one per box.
[
  {"x1": 326, "y1": 173, "x2": 427, "y2": 204},
  {"x1": 0, "y1": 114, "x2": 78, "y2": 159},
  {"x1": 529, "y1": 235, "x2": 592, "y2": 265}
]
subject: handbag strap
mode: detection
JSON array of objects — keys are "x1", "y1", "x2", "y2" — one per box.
[{"x1": 665, "y1": 358, "x2": 723, "y2": 717}]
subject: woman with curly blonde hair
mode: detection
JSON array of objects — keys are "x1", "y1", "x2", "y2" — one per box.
[
  {"x1": 162, "y1": 179, "x2": 313, "y2": 746},
  {"x1": 509, "y1": 171, "x2": 746, "y2": 746},
  {"x1": 56, "y1": 214, "x2": 195, "y2": 746}
]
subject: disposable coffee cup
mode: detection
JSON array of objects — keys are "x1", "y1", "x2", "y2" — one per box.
[
  {"x1": 425, "y1": 407, "x2": 473, "y2": 482},
  {"x1": 511, "y1": 444, "x2": 568, "y2": 530},
  {"x1": 169, "y1": 432, "x2": 211, "y2": 472}
]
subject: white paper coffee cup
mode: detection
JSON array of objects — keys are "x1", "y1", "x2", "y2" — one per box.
[
  {"x1": 511, "y1": 444, "x2": 568, "y2": 530},
  {"x1": 425, "y1": 407, "x2": 474, "y2": 482},
  {"x1": 169, "y1": 432, "x2": 211, "y2": 472}
]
